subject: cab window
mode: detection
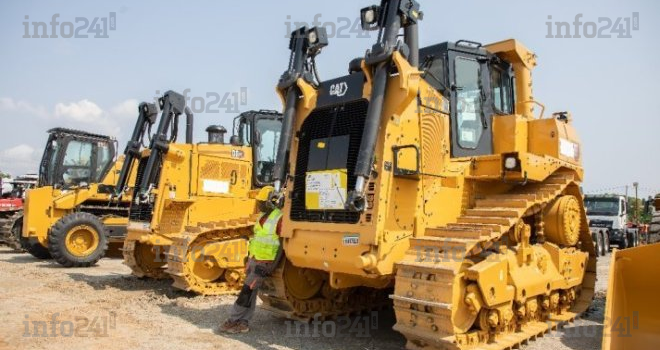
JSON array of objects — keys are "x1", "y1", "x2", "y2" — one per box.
[
  {"x1": 95, "y1": 143, "x2": 112, "y2": 181},
  {"x1": 491, "y1": 66, "x2": 513, "y2": 114},
  {"x1": 454, "y1": 57, "x2": 483, "y2": 149},
  {"x1": 254, "y1": 119, "x2": 281, "y2": 184},
  {"x1": 61, "y1": 140, "x2": 93, "y2": 186}
]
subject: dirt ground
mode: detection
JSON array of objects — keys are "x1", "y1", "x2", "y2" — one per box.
[{"x1": 0, "y1": 246, "x2": 610, "y2": 350}]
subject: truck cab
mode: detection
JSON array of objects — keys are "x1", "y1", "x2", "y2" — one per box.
[{"x1": 585, "y1": 194, "x2": 639, "y2": 255}]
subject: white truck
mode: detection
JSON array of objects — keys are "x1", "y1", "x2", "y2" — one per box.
[{"x1": 585, "y1": 194, "x2": 640, "y2": 256}]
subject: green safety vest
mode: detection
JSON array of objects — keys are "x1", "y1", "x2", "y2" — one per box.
[{"x1": 249, "y1": 208, "x2": 283, "y2": 261}]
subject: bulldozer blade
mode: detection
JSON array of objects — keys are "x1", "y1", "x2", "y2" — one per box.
[{"x1": 602, "y1": 244, "x2": 660, "y2": 349}]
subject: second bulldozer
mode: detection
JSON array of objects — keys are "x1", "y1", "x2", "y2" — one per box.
[
  {"x1": 123, "y1": 90, "x2": 282, "y2": 295},
  {"x1": 261, "y1": 1, "x2": 596, "y2": 350}
]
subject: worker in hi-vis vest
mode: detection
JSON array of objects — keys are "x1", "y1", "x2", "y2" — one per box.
[{"x1": 220, "y1": 186, "x2": 283, "y2": 334}]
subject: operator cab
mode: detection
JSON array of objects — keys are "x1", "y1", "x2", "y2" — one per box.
[
  {"x1": 38, "y1": 128, "x2": 116, "y2": 189},
  {"x1": 232, "y1": 110, "x2": 283, "y2": 187},
  {"x1": 419, "y1": 41, "x2": 515, "y2": 158}
]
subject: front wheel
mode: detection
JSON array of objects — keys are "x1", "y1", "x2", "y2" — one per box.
[
  {"x1": 621, "y1": 234, "x2": 630, "y2": 249},
  {"x1": 595, "y1": 232, "x2": 604, "y2": 256},
  {"x1": 23, "y1": 238, "x2": 52, "y2": 259},
  {"x1": 603, "y1": 231, "x2": 610, "y2": 254},
  {"x1": 48, "y1": 212, "x2": 108, "y2": 267}
]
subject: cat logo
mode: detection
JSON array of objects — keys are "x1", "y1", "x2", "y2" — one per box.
[{"x1": 329, "y1": 82, "x2": 348, "y2": 97}]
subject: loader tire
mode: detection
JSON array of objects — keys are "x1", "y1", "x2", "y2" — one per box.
[
  {"x1": 24, "y1": 239, "x2": 51, "y2": 259},
  {"x1": 48, "y1": 212, "x2": 108, "y2": 267}
]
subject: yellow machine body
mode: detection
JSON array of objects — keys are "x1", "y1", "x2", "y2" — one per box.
[
  {"x1": 261, "y1": 38, "x2": 596, "y2": 350},
  {"x1": 125, "y1": 144, "x2": 257, "y2": 242},
  {"x1": 123, "y1": 143, "x2": 260, "y2": 294},
  {"x1": 22, "y1": 158, "x2": 132, "y2": 248}
]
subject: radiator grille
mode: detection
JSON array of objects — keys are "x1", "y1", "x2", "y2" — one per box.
[{"x1": 290, "y1": 99, "x2": 368, "y2": 224}]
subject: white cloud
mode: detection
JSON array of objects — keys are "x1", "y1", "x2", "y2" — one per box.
[
  {"x1": 1, "y1": 144, "x2": 35, "y2": 159},
  {"x1": 50, "y1": 98, "x2": 140, "y2": 138},
  {"x1": 54, "y1": 99, "x2": 104, "y2": 122},
  {"x1": 0, "y1": 97, "x2": 140, "y2": 176},
  {"x1": 0, "y1": 97, "x2": 49, "y2": 118},
  {"x1": 0, "y1": 144, "x2": 39, "y2": 176},
  {"x1": 110, "y1": 99, "x2": 139, "y2": 119}
]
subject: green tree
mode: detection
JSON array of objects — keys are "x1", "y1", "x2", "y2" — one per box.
[{"x1": 627, "y1": 196, "x2": 651, "y2": 224}]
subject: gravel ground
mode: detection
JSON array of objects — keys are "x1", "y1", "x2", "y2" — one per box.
[{"x1": 0, "y1": 246, "x2": 610, "y2": 350}]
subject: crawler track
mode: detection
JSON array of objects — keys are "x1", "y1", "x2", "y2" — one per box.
[
  {"x1": 165, "y1": 216, "x2": 256, "y2": 295},
  {"x1": 392, "y1": 172, "x2": 597, "y2": 350},
  {"x1": 0, "y1": 211, "x2": 24, "y2": 251}
]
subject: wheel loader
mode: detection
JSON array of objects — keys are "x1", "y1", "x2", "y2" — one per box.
[
  {"x1": 260, "y1": 1, "x2": 597, "y2": 349},
  {"x1": 123, "y1": 90, "x2": 283, "y2": 295},
  {"x1": 21, "y1": 102, "x2": 158, "y2": 266}
]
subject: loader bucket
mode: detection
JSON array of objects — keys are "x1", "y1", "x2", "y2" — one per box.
[{"x1": 602, "y1": 244, "x2": 660, "y2": 349}]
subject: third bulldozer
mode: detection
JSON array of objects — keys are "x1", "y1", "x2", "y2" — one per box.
[{"x1": 260, "y1": 1, "x2": 597, "y2": 349}]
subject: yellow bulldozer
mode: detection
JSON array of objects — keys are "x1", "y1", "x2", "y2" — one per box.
[
  {"x1": 260, "y1": 1, "x2": 597, "y2": 349},
  {"x1": 21, "y1": 102, "x2": 158, "y2": 267},
  {"x1": 602, "y1": 194, "x2": 660, "y2": 349},
  {"x1": 123, "y1": 90, "x2": 282, "y2": 295}
]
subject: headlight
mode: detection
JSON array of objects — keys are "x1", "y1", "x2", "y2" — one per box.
[
  {"x1": 308, "y1": 30, "x2": 317, "y2": 44},
  {"x1": 504, "y1": 157, "x2": 518, "y2": 170},
  {"x1": 305, "y1": 27, "x2": 328, "y2": 54},
  {"x1": 360, "y1": 5, "x2": 381, "y2": 31},
  {"x1": 364, "y1": 8, "x2": 376, "y2": 23}
]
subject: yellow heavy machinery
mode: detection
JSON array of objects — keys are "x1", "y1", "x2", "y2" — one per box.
[
  {"x1": 602, "y1": 195, "x2": 660, "y2": 349},
  {"x1": 261, "y1": 1, "x2": 597, "y2": 349},
  {"x1": 123, "y1": 90, "x2": 282, "y2": 295},
  {"x1": 21, "y1": 103, "x2": 157, "y2": 267}
]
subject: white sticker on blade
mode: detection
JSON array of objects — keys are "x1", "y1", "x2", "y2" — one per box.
[
  {"x1": 203, "y1": 179, "x2": 230, "y2": 194},
  {"x1": 343, "y1": 234, "x2": 359, "y2": 246}
]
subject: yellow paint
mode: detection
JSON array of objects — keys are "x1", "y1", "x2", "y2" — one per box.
[
  {"x1": 22, "y1": 158, "x2": 134, "y2": 248},
  {"x1": 64, "y1": 224, "x2": 100, "y2": 257},
  {"x1": 603, "y1": 245, "x2": 660, "y2": 350}
]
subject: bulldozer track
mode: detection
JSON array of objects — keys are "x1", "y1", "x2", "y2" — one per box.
[
  {"x1": 123, "y1": 239, "x2": 170, "y2": 279},
  {"x1": 392, "y1": 172, "x2": 597, "y2": 350},
  {"x1": 0, "y1": 210, "x2": 24, "y2": 251},
  {"x1": 260, "y1": 260, "x2": 392, "y2": 322},
  {"x1": 165, "y1": 216, "x2": 257, "y2": 295}
]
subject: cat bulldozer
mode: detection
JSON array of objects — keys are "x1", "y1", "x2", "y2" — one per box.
[
  {"x1": 602, "y1": 195, "x2": 660, "y2": 349},
  {"x1": 261, "y1": 1, "x2": 597, "y2": 349},
  {"x1": 21, "y1": 103, "x2": 157, "y2": 266},
  {"x1": 123, "y1": 90, "x2": 282, "y2": 295}
]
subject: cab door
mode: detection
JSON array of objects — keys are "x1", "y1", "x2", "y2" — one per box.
[{"x1": 448, "y1": 52, "x2": 495, "y2": 158}]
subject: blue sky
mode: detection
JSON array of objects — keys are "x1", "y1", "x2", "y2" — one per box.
[{"x1": 0, "y1": 0, "x2": 658, "y2": 197}]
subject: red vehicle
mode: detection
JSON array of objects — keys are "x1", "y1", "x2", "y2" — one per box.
[{"x1": 0, "y1": 175, "x2": 37, "y2": 250}]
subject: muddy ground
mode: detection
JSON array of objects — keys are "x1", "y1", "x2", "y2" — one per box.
[{"x1": 0, "y1": 247, "x2": 610, "y2": 350}]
